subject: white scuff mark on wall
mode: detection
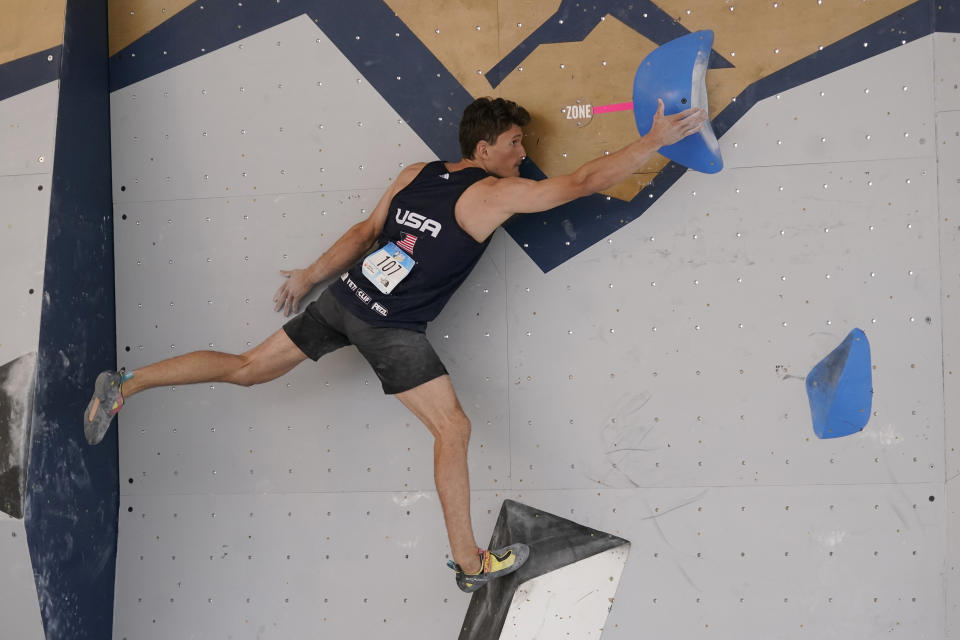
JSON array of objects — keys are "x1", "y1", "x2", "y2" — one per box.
[
  {"x1": 0, "y1": 352, "x2": 38, "y2": 499},
  {"x1": 814, "y1": 529, "x2": 848, "y2": 548},
  {"x1": 392, "y1": 491, "x2": 432, "y2": 507},
  {"x1": 863, "y1": 422, "x2": 902, "y2": 446}
]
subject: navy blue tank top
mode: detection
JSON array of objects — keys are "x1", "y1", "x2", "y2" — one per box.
[{"x1": 330, "y1": 161, "x2": 491, "y2": 331}]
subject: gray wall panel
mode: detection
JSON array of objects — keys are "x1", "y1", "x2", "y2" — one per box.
[
  {"x1": 429, "y1": 230, "x2": 510, "y2": 490},
  {"x1": 110, "y1": 15, "x2": 953, "y2": 639},
  {"x1": 940, "y1": 45, "x2": 960, "y2": 637},
  {"x1": 0, "y1": 173, "x2": 53, "y2": 366},
  {"x1": 0, "y1": 80, "x2": 57, "y2": 365},
  {"x1": 0, "y1": 520, "x2": 45, "y2": 640},
  {"x1": 508, "y1": 157, "x2": 943, "y2": 490},
  {"x1": 938, "y1": 109, "x2": 960, "y2": 483},
  {"x1": 113, "y1": 484, "x2": 945, "y2": 640},
  {"x1": 0, "y1": 77, "x2": 57, "y2": 640},
  {"x1": 114, "y1": 190, "x2": 377, "y2": 365},
  {"x1": 949, "y1": 474, "x2": 959, "y2": 640},
  {"x1": 721, "y1": 38, "x2": 934, "y2": 169},
  {"x1": 110, "y1": 15, "x2": 435, "y2": 205},
  {"x1": 113, "y1": 490, "x2": 506, "y2": 639},
  {"x1": 935, "y1": 33, "x2": 960, "y2": 112},
  {"x1": 520, "y1": 484, "x2": 945, "y2": 640},
  {"x1": 115, "y1": 193, "x2": 508, "y2": 495},
  {"x1": 0, "y1": 81, "x2": 58, "y2": 178}
]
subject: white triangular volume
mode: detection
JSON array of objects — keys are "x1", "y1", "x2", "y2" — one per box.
[{"x1": 498, "y1": 544, "x2": 630, "y2": 640}]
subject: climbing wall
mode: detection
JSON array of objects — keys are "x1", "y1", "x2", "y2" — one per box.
[
  {"x1": 937, "y1": 29, "x2": 960, "y2": 640},
  {"x1": 2, "y1": 1, "x2": 120, "y2": 639},
  {"x1": 0, "y1": 2, "x2": 63, "y2": 638},
  {"x1": 105, "y1": 2, "x2": 958, "y2": 639}
]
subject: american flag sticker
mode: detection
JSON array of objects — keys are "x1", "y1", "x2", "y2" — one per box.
[{"x1": 397, "y1": 233, "x2": 417, "y2": 254}]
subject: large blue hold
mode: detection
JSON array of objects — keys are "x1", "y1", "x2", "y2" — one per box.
[
  {"x1": 633, "y1": 30, "x2": 723, "y2": 174},
  {"x1": 805, "y1": 329, "x2": 873, "y2": 439}
]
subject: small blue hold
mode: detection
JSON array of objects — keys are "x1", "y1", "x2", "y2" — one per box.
[{"x1": 805, "y1": 329, "x2": 873, "y2": 439}]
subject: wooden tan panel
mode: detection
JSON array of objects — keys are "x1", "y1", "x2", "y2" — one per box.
[
  {"x1": 500, "y1": 0, "x2": 915, "y2": 200},
  {"x1": 498, "y1": 16, "x2": 669, "y2": 196},
  {"x1": 659, "y1": 0, "x2": 916, "y2": 116},
  {"x1": 109, "y1": 0, "x2": 194, "y2": 56},
  {"x1": 386, "y1": 4, "x2": 665, "y2": 196},
  {"x1": 385, "y1": 0, "x2": 500, "y2": 98},
  {"x1": 497, "y1": 0, "x2": 562, "y2": 58},
  {"x1": 100, "y1": 0, "x2": 918, "y2": 201},
  {"x1": 661, "y1": 0, "x2": 915, "y2": 82},
  {"x1": 0, "y1": 0, "x2": 66, "y2": 66},
  {"x1": 385, "y1": 0, "x2": 560, "y2": 98}
]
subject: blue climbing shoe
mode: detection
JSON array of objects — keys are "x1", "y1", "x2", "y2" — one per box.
[{"x1": 84, "y1": 369, "x2": 131, "y2": 445}]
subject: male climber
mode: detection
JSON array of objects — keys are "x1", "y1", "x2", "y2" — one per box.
[{"x1": 84, "y1": 96, "x2": 706, "y2": 592}]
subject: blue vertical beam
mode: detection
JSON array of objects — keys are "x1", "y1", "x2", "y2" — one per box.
[{"x1": 25, "y1": 0, "x2": 118, "y2": 637}]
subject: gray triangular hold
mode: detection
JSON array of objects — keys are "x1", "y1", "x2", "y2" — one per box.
[
  {"x1": 458, "y1": 499, "x2": 629, "y2": 640},
  {"x1": 0, "y1": 352, "x2": 37, "y2": 519}
]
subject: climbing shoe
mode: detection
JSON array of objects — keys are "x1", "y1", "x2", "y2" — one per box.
[
  {"x1": 84, "y1": 369, "x2": 132, "y2": 445},
  {"x1": 448, "y1": 543, "x2": 530, "y2": 593}
]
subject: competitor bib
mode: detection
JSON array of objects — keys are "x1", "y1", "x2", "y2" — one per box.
[{"x1": 362, "y1": 242, "x2": 415, "y2": 294}]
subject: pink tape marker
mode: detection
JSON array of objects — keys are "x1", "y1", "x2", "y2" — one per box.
[{"x1": 592, "y1": 101, "x2": 634, "y2": 115}]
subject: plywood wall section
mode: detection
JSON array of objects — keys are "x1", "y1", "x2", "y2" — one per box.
[
  {"x1": 498, "y1": 16, "x2": 666, "y2": 201},
  {"x1": 383, "y1": 0, "x2": 560, "y2": 98},
  {"x1": 662, "y1": 0, "x2": 917, "y2": 116},
  {"x1": 388, "y1": 0, "x2": 916, "y2": 201},
  {"x1": 108, "y1": 0, "x2": 194, "y2": 55},
  {"x1": 0, "y1": 0, "x2": 66, "y2": 66},
  {"x1": 102, "y1": 0, "x2": 921, "y2": 200}
]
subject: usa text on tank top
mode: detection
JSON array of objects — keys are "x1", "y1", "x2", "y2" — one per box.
[{"x1": 331, "y1": 161, "x2": 491, "y2": 330}]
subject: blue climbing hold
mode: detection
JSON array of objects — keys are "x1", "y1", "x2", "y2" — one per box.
[
  {"x1": 632, "y1": 30, "x2": 723, "y2": 174},
  {"x1": 805, "y1": 329, "x2": 873, "y2": 439}
]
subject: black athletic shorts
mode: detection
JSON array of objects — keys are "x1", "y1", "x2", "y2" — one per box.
[{"x1": 282, "y1": 288, "x2": 448, "y2": 394}]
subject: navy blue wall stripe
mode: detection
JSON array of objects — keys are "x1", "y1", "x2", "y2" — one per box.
[
  {"x1": 107, "y1": 1, "x2": 944, "y2": 273},
  {"x1": 504, "y1": 0, "x2": 938, "y2": 271},
  {"x1": 714, "y1": 0, "x2": 935, "y2": 140},
  {"x1": 0, "y1": 46, "x2": 62, "y2": 103},
  {"x1": 936, "y1": 0, "x2": 960, "y2": 32},
  {"x1": 108, "y1": 0, "x2": 471, "y2": 161},
  {"x1": 485, "y1": 0, "x2": 733, "y2": 89},
  {"x1": 26, "y1": 0, "x2": 117, "y2": 638},
  {"x1": 306, "y1": 2, "x2": 472, "y2": 162},
  {"x1": 108, "y1": 2, "x2": 301, "y2": 91}
]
